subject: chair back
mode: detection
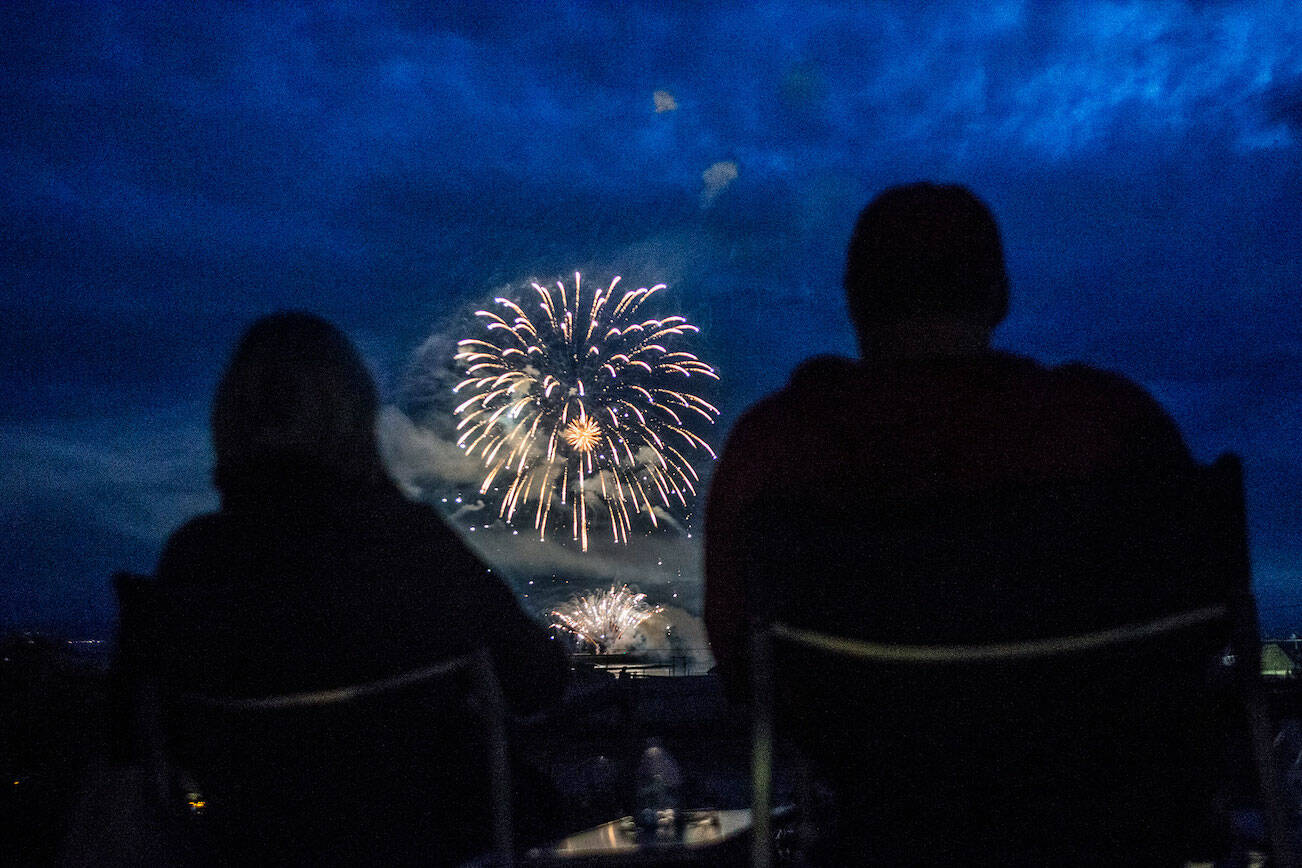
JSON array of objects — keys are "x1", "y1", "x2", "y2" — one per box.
[
  {"x1": 113, "y1": 572, "x2": 514, "y2": 866},
  {"x1": 747, "y1": 455, "x2": 1287, "y2": 866}
]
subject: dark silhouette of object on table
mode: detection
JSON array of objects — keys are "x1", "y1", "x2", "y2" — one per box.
[
  {"x1": 706, "y1": 184, "x2": 1256, "y2": 864},
  {"x1": 114, "y1": 312, "x2": 567, "y2": 866}
]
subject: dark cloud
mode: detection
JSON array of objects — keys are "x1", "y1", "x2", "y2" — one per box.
[
  {"x1": 1263, "y1": 75, "x2": 1302, "y2": 133},
  {"x1": 3, "y1": 0, "x2": 1301, "y2": 633},
  {"x1": 0, "y1": 306, "x2": 235, "y2": 421},
  {"x1": 0, "y1": 408, "x2": 216, "y2": 634}
]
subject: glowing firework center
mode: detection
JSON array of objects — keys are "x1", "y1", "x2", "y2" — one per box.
[
  {"x1": 454, "y1": 273, "x2": 719, "y2": 551},
  {"x1": 562, "y1": 416, "x2": 602, "y2": 453}
]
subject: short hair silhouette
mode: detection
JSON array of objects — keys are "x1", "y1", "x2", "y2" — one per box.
[
  {"x1": 844, "y1": 182, "x2": 1010, "y2": 338},
  {"x1": 211, "y1": 311, "x2": 383, "y2": 493}
]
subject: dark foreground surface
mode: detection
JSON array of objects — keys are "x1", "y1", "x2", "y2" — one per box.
[
  {"x1": 3, "y1": 643, "x2": 754, "y2": 866},
  {"x1": 6, "y1": 635, "x2": 1301, "y2": 865},
  {"x1": 3, "y1": 634, "x2": 112, "y2": 866}
]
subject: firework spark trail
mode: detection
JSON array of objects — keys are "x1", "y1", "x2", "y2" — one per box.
[
  {"x1": 453, "y1": 272, "x2": 718, "y2": 550},
  {"x1": 551, "y1": 585, "x2": 664, "y2": 653}
]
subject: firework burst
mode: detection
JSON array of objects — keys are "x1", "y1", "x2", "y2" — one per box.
[
  {"x1": 551, "y1": 585, "x2": 664, "y2": 654},
  {"x1": 453, "y1": 272, "x2": 718, "y2": 550}
]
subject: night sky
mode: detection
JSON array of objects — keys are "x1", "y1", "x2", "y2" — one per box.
[{"x1": 3, "y1": 1, "x2": 1300, "y2": 640}]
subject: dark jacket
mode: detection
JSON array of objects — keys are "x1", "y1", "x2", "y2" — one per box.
[
  {"x1": 704, "y1": 353, "x2": 1230, "y2": 863},
  {"x1": 706, "y1": 352, "x2": 1194, "y2": 689},
  {"x1": 146, "y1": 458, "x2": 567, "y2": 865},
  {"x1": 154, "y1": 458, "x2": 566, "y2": 711}
]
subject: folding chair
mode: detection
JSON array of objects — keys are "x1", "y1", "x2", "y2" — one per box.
[
  {"x1": 747, "y1": 455, "x2": 1291, "y2": 867},
  {"x1": 114, "y1": 572, "x2": 515, "y2": 866}
]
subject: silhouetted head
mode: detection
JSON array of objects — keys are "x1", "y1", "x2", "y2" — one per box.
[
  {"x1": 844, "y1": 183, "x2": 1009, "y2": 357},
  {"x1": 212, "y1": 312, "x2": 384, "y2": 496}
]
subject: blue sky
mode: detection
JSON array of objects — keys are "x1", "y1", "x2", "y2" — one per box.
[{"x1": 3, "y1": 0, "x2": 1300, "y2": 636}]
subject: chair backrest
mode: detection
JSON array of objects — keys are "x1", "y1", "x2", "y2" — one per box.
[
  {"x1": 746, "y1": 455, "x2": 1287, "y2": 866},
  {"x1": 113, "y1": 572, "x2": 514, "y2": 867}
]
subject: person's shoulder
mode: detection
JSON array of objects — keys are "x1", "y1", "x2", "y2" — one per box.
[
  {"x1": 156, "y1": 512, "x2": 231, "y2": 583},
  {"x1": 722, "y1": 356, "x2": 856, "y2": 445},
  {"x1": 1049, "y1": 361, "x2": 1171, "y2": 417},
  {"x1": 364, "y1": 482, "x2": 463, "y2": 536},
  {"x1": 788, "y1": 354, "x2": 862, "y2": 390},
  {"x1": 359, "y1": 483, "x2": 492, "y2": 571},
  {"x1": 162, "y1": 511, "x2": 227, "y2": 549},
  {"x1": 1047, "y1": 360, "x2": 1191, "y2": 461},
  {"x1": 743, "y1": 355, "x2": 859, "y2": 415}
]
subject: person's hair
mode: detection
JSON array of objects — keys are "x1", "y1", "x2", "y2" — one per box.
[
  {"x1": 843, "y1": 182, "x2": 1009, "y2": 337},
  {"x1": 211, "y1": 312, "x2": 384, "y2": 494}
]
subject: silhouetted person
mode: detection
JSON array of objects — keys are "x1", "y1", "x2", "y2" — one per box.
[
  {"x1": 706, "y1": 184, "x2": 1228, "y2": 864},
  {"x1": 144, "y1": 312, "x2": 566, "y2": 864}
]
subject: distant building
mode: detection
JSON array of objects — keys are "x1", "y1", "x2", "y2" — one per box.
[{"x1": 1261, "y1": 641, "x2": 1301, "y2": 678}]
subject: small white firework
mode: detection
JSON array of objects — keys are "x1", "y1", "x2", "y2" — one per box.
[{"x1": 551, "y1": 585, "x2": 664, "y2": 654}]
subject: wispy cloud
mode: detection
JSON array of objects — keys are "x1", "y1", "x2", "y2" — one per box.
[
  {"x1": 3, "y1": 0, "x2": 1300, "y2": 626},
  {"x1": 0, "y1": 408, "x2": 214, "y2": 547}
]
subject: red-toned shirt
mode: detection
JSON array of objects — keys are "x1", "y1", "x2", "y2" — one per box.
[{"x1": 704, "y1": 352, "x2": 1192, "y2": 692}]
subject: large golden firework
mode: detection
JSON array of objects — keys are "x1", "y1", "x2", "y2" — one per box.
[{"x1": 453, "y1": 272, "x2": 718, "y2": 550}]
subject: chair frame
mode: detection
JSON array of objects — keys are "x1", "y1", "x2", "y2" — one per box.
[
  {"x1": 113, "y1": 572, "x2": 516, "y2": 867},
  {"x1": 748, "y1": 455, "x2": 1293, "y2": 868}
]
